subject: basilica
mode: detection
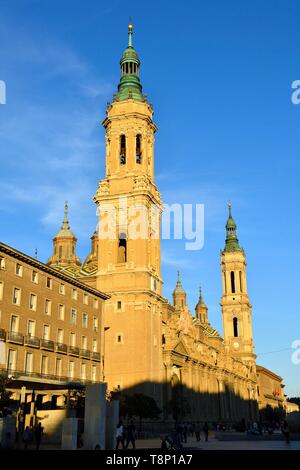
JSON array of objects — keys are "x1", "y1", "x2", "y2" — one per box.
[{"x1": 0, "y1": 23, "x2": 287, "y2": 425}]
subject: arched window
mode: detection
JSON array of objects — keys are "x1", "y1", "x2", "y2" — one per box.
[
  {"x1": 59, "y1": 246, "x2": 62, "y2": 259},
  {"x1": 231, "y1": 271, "x2": 235, "y2": 293},
  {"x1": 120, "y1": 135, "x2": 126, "y2": 164},
  {"x1": 239, "y1": 271, "x2": 243, "y2": 292},
  {"x1": 118, "y1": 233, "x2": 127, "y2": 263},
  {"x1": 233, "y1": 317, "x2": 239, "y2": 337},
  {"x1": 136, "y1": 134, "x2": 142, "y2": 164},
  {"x1": 66, "y1": 245, "x2": 69, "y2": 258}
]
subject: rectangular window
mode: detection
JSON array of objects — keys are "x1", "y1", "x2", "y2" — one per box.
[
  {"x1": 10, "y1": 315, "x2": 18, "y2": 332},
  {"x1": 72, "y1": 289, "x2": 77, "y2": 300},
  {"x1": 12, "y1": 287, "x2": 21, "y2": 305},
  {"x1": 81, "y1": 363, "x2": 86, "y2": 380},
  {"x1": 83, "y1": 294, "x2": 88, "y2": 305},
  {"x1": 93, "y1": 298, "x2": 99, "y2": 309},
  {"x1": 0, "y1": 257, "x2": 5, "y2": 270},
  {"x1": 117, "y1": 301, "x2": 122, "y2": 310},
  {"x1": 46, "y1": 277, "x2": 52, "y2": 289},
  {"x1": 43, "y1": 324, "x2": 50, "y2": 340},
  {"x1": 68, "y1": 361, "x2": 75, "y2": 379},
  {"x1": 70, "y1": 332, "x2": 76, "y2": 347},
  {"x1": 57, "y1": 328, "x2": 64, "y2": 344},
  {"x1": 45, "y1": 299, "x2": 51, "y2": 315},
  {"x1": 25, "y1": 352, "x2": 33, "y2": 373},
  {"x1": 92, "y1": 339, "x2": 97, "y2": 352},
  {"x1": 41, "y1": 356, "x2": 48, "y2": 375},
  {"x1": 58, "y1": 304, "x2": 65, "y2": 321},
  {"x1": 0, "y1": 281, "x2": 3, "y2": 301},
  {"x1": 7, "y1": 349, "x2": 16, "y2": 371},
  {"x1": 15, "y1": 263, "x2": 23, "y2": 277},
  {"x1": 29, "y1": 293, "x2": 37, "y2": 311},
  {"x1": 27, "y1": 320, "x2": 36, "y2": 337},
  {"x1": 93, "y1": 317, "x2": 98, "y2": 332},
  {"x1": 31, "y1": 271, "x2": 38, "y2": 284},
  {"x1": 82, "y1": 313, "x2": 88, "y2": 328},
  {"x1": 59, "y1": 283, "x2": 65, "y2": 295},
  {"x1": 56, "y1": 358, "x2": 62, "y2": 377},
  {"x1": 91, "y1": 365, "x2": 97, "y2": 383},
  {"x1": 81, "y1": 336, "x2": 87, "y2": 350},
  {"x1": 71, "y1": 308, "x2": 77, "y2": 324}
]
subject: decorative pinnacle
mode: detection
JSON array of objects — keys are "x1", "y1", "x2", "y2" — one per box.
[
  {"x1": 128, "y1": 17, "x2": 133, "y2": 47},
  {"x1": 62, "y1": 201, "x2": 70, "y2": 230},
  {"x1": 228, "y1": 201, "x2": 232, "y2": 217}
]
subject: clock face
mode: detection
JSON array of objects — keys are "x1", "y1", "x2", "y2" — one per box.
[{"x1": 233, "y1": 341, "x2": 240, "y2": 349}]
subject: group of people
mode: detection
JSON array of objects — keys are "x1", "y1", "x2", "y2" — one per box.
[
  {"x1": 115, "y1": 420, "x2": 137, "y2": 450},
  {"x1": 161, "y1": 422, "x2": 210, "y2": 450},
  {"x1": 22, "y1": 422, "x2": 43, "y2": 450}
]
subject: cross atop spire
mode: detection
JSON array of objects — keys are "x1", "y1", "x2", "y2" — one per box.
[
  {"x1": 128, "y1": 17, "x2": 133, "y2": 47},
  {"x1": 228, "y1": 200, "x2": 232, "y2": 217},
  {"x1": 61, "y1": 201, "x2": 70, "y2": 230}
]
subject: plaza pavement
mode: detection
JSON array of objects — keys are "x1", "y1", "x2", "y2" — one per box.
[{"x1": 134, "y1": 436, "x2": 300, "y2": 451}]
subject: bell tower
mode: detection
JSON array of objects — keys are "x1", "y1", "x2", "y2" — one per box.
[
  {"x1": 94, "y1": 22, "x2": 164, "y2": 396},
  {"x1": 220, "y1": 204, "x2": 256, "y2": 366}
]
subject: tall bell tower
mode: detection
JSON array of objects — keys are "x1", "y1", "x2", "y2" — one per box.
[
  {"x1": 94, "y1": 22, "x2": 164, "y2": 397},
  {"x1": 220, "y1": 204, "x2": 256, "y2": 366}
]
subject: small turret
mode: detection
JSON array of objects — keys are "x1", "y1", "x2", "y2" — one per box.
[
  {"x1": 47, "y1": 202, "x2": 81, "y2": 268},
  {"x1": 224, "y1": 202, "x2": 242, "y2": 253},
  {"x1": 172, "y1": 271, "x2": 187, "y2": 310},
  {"x1": 195, "y1": 286, "x2": 208, "y2": 323}
]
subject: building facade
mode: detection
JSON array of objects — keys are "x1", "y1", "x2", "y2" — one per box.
[
  {"x1": 0, "y1": 22, "x2": 290, "y2": 425},
  {"x1": 0, "y1": 241, "x2": 108, "y2": 401}
]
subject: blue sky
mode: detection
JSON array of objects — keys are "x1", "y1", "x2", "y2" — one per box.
[{"x1": 0, "y1": 0, "x2": 299, "y2": 396}]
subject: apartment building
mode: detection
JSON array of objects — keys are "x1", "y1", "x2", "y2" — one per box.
[{"x1": 0, "y1": 242, "x2": 109, "y2": 395}]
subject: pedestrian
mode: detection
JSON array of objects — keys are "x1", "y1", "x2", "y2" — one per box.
[
  {"x1": 281, "y1": 420, "x2": 290, "y2": 444},
  {"x1": 125, "y1": 420, "x2": 136, "y2": 449},
  {"x1": 116, "y1": 420, "x2": 125, "y2": 450},
  {"x1": 190, "y1": 422, "x2": 195, "y2": 437},
  {"x1": 183, "y1": 424, "x2": 188, "y2": 443},
  {"x1": 23, "y1": 426, "x2": 32, "y2": 450},
  {"x1": 35, "y1": 422, "x2": 43, "y2": 450},
  {"x1": 195, "y1": 422, "x2": 201, "y2": 442},
  {"x1": 203, "y1": 422, "x2": 209, "y2": 442}
]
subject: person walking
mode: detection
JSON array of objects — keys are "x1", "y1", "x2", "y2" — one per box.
[
  {"x1": 125, "y1": 420, "x2": 136, "y2": 449},
  {"x1": 35, "y1": 422, "x2": 43, "y2": 450},
  {"x1": 115, "y1": 420, "x2": 125, "y2": 450},
  {"x1": 22, "y1": 426, "x2": 32, "y2": 450},
  {"x1": 194, "y1": 423, "x2": 201, "y2": 442},
  {"x1": 203, "y1": 422, "x2": 209, "y2": 442},
  {"x1": 281, "y1": 420, "x2": 290, "y2": 444}
]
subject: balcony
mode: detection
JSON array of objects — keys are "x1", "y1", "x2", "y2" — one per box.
[
  {"x1": 68, "y1": 346, "x2": 79, "y2": 357},
  {"x1": 24, "y1": 335, "x2": 40, "y2": 348},
  {"x1": 41, "y1": 339, "x2": 54, "y2": 351},
  {"x1": 0, "y1": 329, "x2": 6, "y2": 341},
  {"x1": 7, "y1": 331, "x2": 24, "y2": 345},
  {"x1": 80, "y1": 349, "x2": 90, "y2": 359},
  {"x1": 91, "y1": 351, "x2": 101, "y2": 362},
  {"x1": 56, "y1": 342, "x2": 68, "y2": 354}
]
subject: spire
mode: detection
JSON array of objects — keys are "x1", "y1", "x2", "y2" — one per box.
[
  {"x1": 195, "y1": 285, "x2": 208, "y2": 323},
  {"x1": 174, "y1": 270, "x2": 185, "y2": 293},
  {"x1": 54, "y1": 202, "x2": 76, "y2": 239},
  {"x1": 116, "y1": 21, "x2": 144, "y2": 102},
  {"x1": 224, "y1": 202, "x2": 242, "y2": 252},
  {"x1": 128, "y1": 17, "x2": 133, "y2": 47},
  {"x1": 61, "y1": 201, "x2": 70, "y2": 230}
]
